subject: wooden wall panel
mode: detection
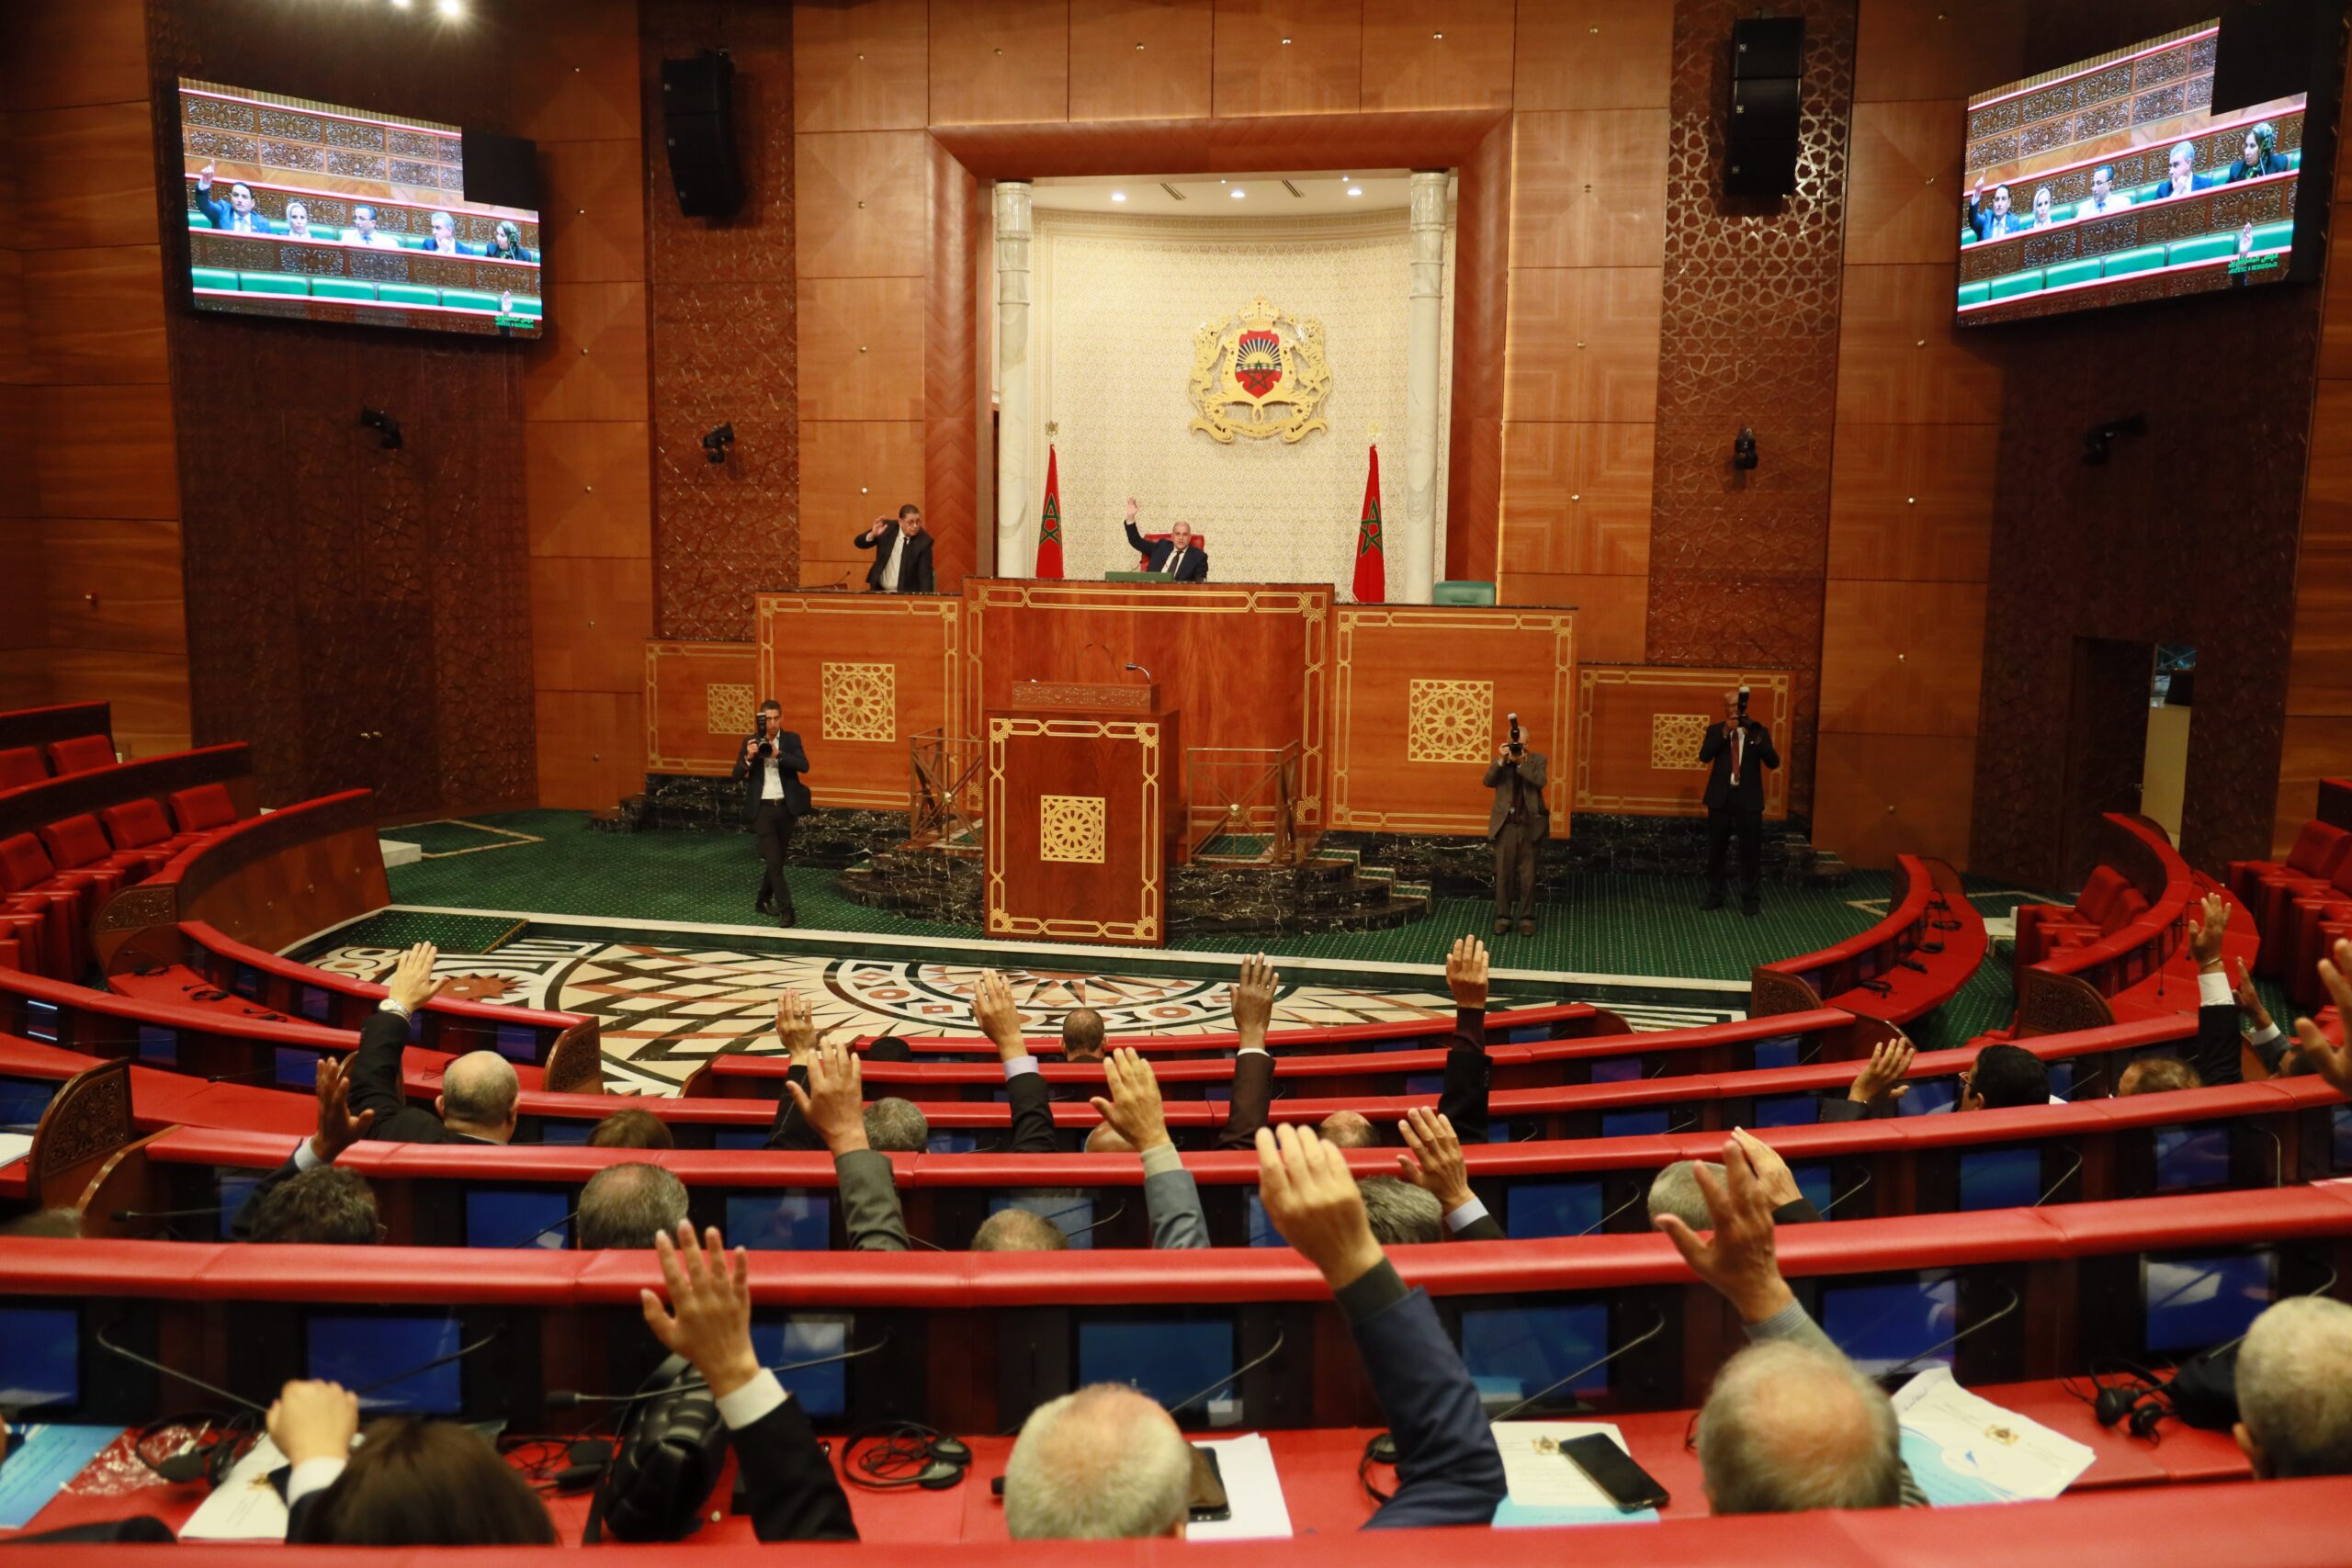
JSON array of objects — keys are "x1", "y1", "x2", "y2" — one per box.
[
  {"x1": 34, "y1": 383, "x2": 179, "y2": 521},
  {"x1": 923, "y1": 137, "x2": 980, "y2": 592},
  {"x1": 1573, "y1": 665, "x2": 1792, "y2": 818},
  {"x1": 1815, "y1": 579, "x2": 1985, "y2": 736},
  {"x1": 1069, "y1": 0, "x2": 1214, "y2": 123},
  {"x1": 529, "y1": 557, "x2": 656, "y2": 694},
  {"x1": 1360, "y1": 0, "x2": 1515, "y2": 113},
  {"x1": 1825, "y1": 423, "x2": 1998, "y2": 583},
  {"x1": 794, "y1": 0, "x2": 929, "y2": 133},
  {"x1": 756, "y1": 591, "x2": 961, "y2": 809},
  {"x1": 525, "y1": 423, "x2": 654, "y2": 559},
  {"x1": 801, "y1": 422, "x2": 928, "y2": 582},
  {"x1": 1443, "y1": 117, "x2": 1512, "y2": 586},
  {"x1": 1503, "y1": 571, "x2": 1645, "y2": 664},
  {"x1": 796, "y1": 132, "x2": 930, "y2": 279},
  {"x1": 643, "y1": 638, "x2": 758, "y2": 775},
  {"x1": 1853, "y1": 0, "x2": 2024, "y2": 105},
  {"x1": 3, "y1": 0, "x2": 150, "y2": 114},
  {"x1": 1513, "y1": 0, "x2": 1673, "y2": 113},
  {"x1": 1212, "y1": 0, "x2": 1363, "y2": 118},
  {"x1": 1833, "y1": 264, "x2": 2002, "y2": 426},
  {"x1": 47, "y1": 650, "x2": 188, "y2": 755},
  {"x1": 1331, "y1": 606, "x2": 1573, "y2": 836},
  {"x1": 2275, "y1": 716, "x2": 2352, "y2": 856},
  {"x1": 1509, "y1": 111, "x2": 1671, "y2": 270},
  {"x1": 512, "y1": 0, "x2": 643, "y2": 142},
  {"x1": 797, "y1": 276, "x2": 926, "y2": 423},
  {"x1": 1502, "y1": 267, "x2": 1664, "y2": 423},
  {"x1": 1809, "y1": 731, "x2": 1976, "y2": 867},
  {"x1": 13, "y1": 103, "x2": 162, "y2": 252},
  {"x1": 19, "y1": 246, "x2": 168, "y2": 383},
  {"x1": 1844, "y1": 101, "x2": 1964, "y2": 267},
  {"x1": 1498, "y1": 423, "x2": 1653, "y2": 574},
  {"x1": 534, "y1": 689, "x2": 646, "y2": 811},
  {"x1": 536, "y1": 139, "x2": 648, "y2": 286},
  {"x1": 931, "y1": 0, "x2": 1070, "y2": 126},
  {"x1": 522, "y1": 281, "x2": 651, "y2": 423},
  {"x1": 41, "y1": 519, "x2": 186, "y2": 656}
]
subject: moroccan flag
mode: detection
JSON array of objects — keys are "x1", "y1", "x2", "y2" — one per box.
[
  {"x1": 1035, "y1": 445, "x2": 1065, "y2": 580},
  {"x1": 1351, "y1": 444, "x2": 1385, "y2": 603}
]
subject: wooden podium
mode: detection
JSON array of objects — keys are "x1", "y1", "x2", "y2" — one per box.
[{"x1": 983, "y1": 682, "x2": 1181, "y2": 946}]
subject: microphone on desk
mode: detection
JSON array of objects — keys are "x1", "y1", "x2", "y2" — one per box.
[
  {"x1": 2033, "y1": 1149, "x2": 2085, "y2": 1207},
  {"x1": 348, "y1": 1325, "x2": 507, "y2": 1404},
  {"x1": 1057, "y1": 1199, "x2": 1129, "y2": 1240},
  {"x1": 205, "y1": 1066, "x2": 289, "y2": 1084},
  {"x1": 1575, "y1": 1187, "x2": 1650, "y2": 1236},
  {"x1": 548, "y1": 1333, "x2": 893, "y2": 1407},
  {"x1": 519, "y1": 1207, "x2": 581, "y2": 1248},
  {"x1": 1874, "y1": 1284, "x2": 2021, "y2": 1388},
  {"x1": 1125, "y1": 662, "x2": 1154, "y2": 682},
  {"x1": 109, "y1": 1203, "x2": 229, "y2": 1224},
  {"x1": 96, "y1": 1319, "x2": 269, "y2": 1416},
  {"x1": 1161, "y1": 1330, "x2": 1287, "y2": 1420},
  {"x1": 1486, "y1": 1305, "x2": 1671, "y2": 1421},
  {"x1": 1821, "y1": 1168, "x2": 1872, "y2": 1215}
]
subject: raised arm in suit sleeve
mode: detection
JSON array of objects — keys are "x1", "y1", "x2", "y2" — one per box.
[
  {"x1": 1451, "y1": 1212, "x2": 1507, "y2": 1242},
  {"x1": 718, "y1": 1377, "x2": 860, "y2": 1541},
  {"x1": 1514, "y1": 751, "x2": 1548, "y2": 791},
  {"x1": 1436, "y1": 1008, "x2": 1492, "y2": 1146},
  {"x1": 1123, "y1": 516, "x2": 1149, "y2": 557},
  {"x1": 345, "y1": 1010, "x2": 413, "y2": 1134},
  {"x1": 1698, "y1": 724, "x2": 1726, "y2": 764},
  {"x1": 834, "y1": 1148, "x2": 910, "y2": 1252},
  {"x1": 1216, "y1": 1050, "x2": 1274, "y2": 1150},
  {"x1": 1481, "y1": 760, "x2": 1508, "y2": 788},
  {"x1": 852, "y1": 527, "x2": 882, "y2": 551},
  {"x1": 2185, "y1": 969, "x2": 2252, "y2": 1086},
  {"x1": 1335, "y1": 1261, "x2": 1508, "y2": 1529},
  {"x1": 1006, "y1": 1066, "x2": 1058, "y2": 1153},
  {"x1": 1751, "y1": 725, "x2": 1781, "y2": 770},
  {"x1": 1139, "y1": 1144, "x2": 1209, "y2": 1249},
  {"x1": 763, "y1": 1063, "x2": 820, "y2": 1151},
  {"x1": 1816, "y1": 1095, "x2": 1874, "y2": 1122}
]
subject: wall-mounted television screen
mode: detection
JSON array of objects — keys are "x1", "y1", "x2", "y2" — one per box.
[
  {"x1": 175, "y1": 79, "x2": 542, "y2": 338},
  {"x1": 1958, "y1": 20, "x2": 2310, "y2": 326}
]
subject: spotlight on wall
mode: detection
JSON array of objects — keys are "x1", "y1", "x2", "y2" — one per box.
[
  {"x1": 1732, "y1": 426, "x2": 1758, "y2": 470},
  {"x1": 436, "y1": 0, "x2": 465, "y2": 16},
  {"x1": 358, "y1": 408, "x2": 403, "y2": 451},
  {"x1": 702, "y1": 421, "x2": 736, "y2": 465},
  {"x1": 2082, "y1": 412, "x2": 2147, "y2": 465}
]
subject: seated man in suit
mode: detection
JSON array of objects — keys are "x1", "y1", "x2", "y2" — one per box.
[
  {"x1": 423, "y1": 210, "x2": 469, "y2": 255},
  {"x1": 854, "y1": 504, "x2": 934, "y2": 593},
  {"x1": 351, "y1": 942, "x2": 519, "y2": 1144},
  {"x1": 1820, "y1": 1035, "x2": 2055, "y2": 1121},
  {"x1": 1060, "y1": 1007, "x2": 1106, "y2": 1064},
  {"x1": 2153, "y1": 140, "x2": 2205, "y2": 200},
  {"x1": 1648, "y1": 1128, "x2": 1826, "y2": 1230},
  {"x1": 763, "y1": 987, "x2": 930, "y2": 1158},
  {"x1": 345, "y1": 204, "x2": 403, "y2": 250},
  {"x1": 1962, "y1": 180, "x2": 2023, "y2": 240},
  {"x1": 1122, "y1": 497, "x2": 1209, "y2": 581},
  {"x1": 2077, "y1": 164, "x2": 2133, "y2": 217},
  {"x1": 193, "y1": 162, "x2": 270, "y2": 233},
  {"x1": 1001, "y1": 1123, "x2": 1505, "y2": 1537}
]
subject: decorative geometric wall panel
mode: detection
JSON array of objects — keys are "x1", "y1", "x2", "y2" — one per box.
[
  {"x1": 707, "y1": 682, "x2": 754, "y2": 736},
  {"x1": 1576, "y1": 665, "x2": 1793, "y2": 818},
  {"x1": 1649, "y1": 713, "x2": 1712, "y2": 770},
  {"x1": 643, "y1": 640, "x2": 756, "y2": 774},
  {"x1": 1406, "y1": 679, "x2": 1495, "y2": 763},
  {"x1": 1037, "y1": 794, "x2": 1107, "y2": 863},
  {"x1": 820, "y1": 661, "x2": 897, "y2": 743}
]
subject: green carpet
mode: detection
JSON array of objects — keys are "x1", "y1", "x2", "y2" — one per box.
[{"x1": 319, "y1": 909, "x2": 526, "y2": 953}]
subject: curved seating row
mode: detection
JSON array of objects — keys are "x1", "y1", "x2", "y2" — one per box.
[
  {"x1": 0, "y1": 699, "x2": 113, "y2": 766},
  {"x1": 2230, "y1": 795, "x2": 2352, "y2": 976},
  {"x1": 1749, "y1": 855, "x2": 1984, "y2": 1023}
]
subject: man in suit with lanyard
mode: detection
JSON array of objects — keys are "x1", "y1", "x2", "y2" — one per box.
[
  {"x1": 1700, "y1": 688, "x2": 1779, "y2": 917},
  {"x1": 733, "y1": 699, "x2": 811, "y2": 927}
]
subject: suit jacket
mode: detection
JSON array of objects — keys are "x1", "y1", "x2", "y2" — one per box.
[
  {"x1": 1123, "y1": 519, "x2": 1209, "y2": 581},
  {"x1": 732, "y1": 728, "x2": 812, "y2": 825},
  {"x1": 348, "y1": 1010, "x2": 492, "y2": 1145},
  {"x1": 1005, "y1": 1068, "x2": 1059, "y2": 1154},
  {"x1": 198, "y1": 187, "x2": 270, "y2": 234},
  {"x1": 2227, "y1": 153, "x2": 2291, "y2": 183},
  {"x1": 1699, "y1": 720, "x2": 1778, "y2": 811},
  {"x1": 1965, "y1": 204, "x2": 2024, "y2": 240},
  {"x1": 853, "y1": 524, "x2": 935, "y2": 593},
  {"x1": 1339, "y1": 1262, "x2": 1509, "y2": 1529},
  {"x1": 1481, "y1": 751, "x2": 1549, "y2": 840},
  {"x1": 1216, "y1": 1051, "x2": 1275, "y2": 1150},
  {"x1": 1141, "y1": 1147, "x2": 1209, "y2": 1249},
  {"x1": 833, "y1": 1148, "x2": 912, "y2": 1252},
  {"x1": 733, "y1": 1393, "x2": 861, "y2": 1541}
]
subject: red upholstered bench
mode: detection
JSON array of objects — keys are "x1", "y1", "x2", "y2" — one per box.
[
  {"x1": 101, "y1": 796, "x2": 209, "y2": 862},
  {"x1": 43, "y1": 732, "x2": 115, "y2": 775},
  {"x1": 168, "y1": 781, "x2": 239, "y2": 834},
  {"x1": 0, "y1": 831, "x2": 111, "y2": 975},
  {"x1": 41, "y1": 811, "x2": 166, "y2": 885},
  {"x1": 2284, "y1": 850, "x2": 2352, "y2": 1007},
  {"x1": 2232, "y1": 818, "x2": 2352, "y2": 974},
  {"x1": 2015, "y1": 864, "x2": 2132, "y2": 965},
  {"x1": 0, "y1": 746, "x2": 48, "y2": 792}
]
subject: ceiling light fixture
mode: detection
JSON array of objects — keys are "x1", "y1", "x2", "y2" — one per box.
[
  {"x1": 1111, "y1": 190, "x2": 1126, "y2": 202},
  {"x1": 436, "y1": 0, "x2": 464, "y2": 14},
  {"x1": 1230, "y1": 188, "x2": 1246, "y2": 198},
  {"x1": 1347, "y1": 186, "x2": 1363, "y2": 197}
]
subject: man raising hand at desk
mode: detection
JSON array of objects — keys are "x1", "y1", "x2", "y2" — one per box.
[{"x1": 1124, "y1": 497, "x2": 1210, "y2": 581}]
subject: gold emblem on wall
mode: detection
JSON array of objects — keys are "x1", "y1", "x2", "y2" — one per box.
[
  {"x1": 1038, "y1": 795, "x2": 1107, "y2": 863},
  {"x1": 1650, "y1": 713, "x2": 1713, "y2": 771},
  {"x1": 706, "y1": 682, "x2": 755, "y2": 736},
  {"x1": 1406, "y1": 678, "x2": 1494, "y2": 764},
  {"x1": 1187, "y1": 296, "x2": 1332, "y2": 444},
  {"x1": 820, "y1": 661, "x2": 897, "y2": 744}
]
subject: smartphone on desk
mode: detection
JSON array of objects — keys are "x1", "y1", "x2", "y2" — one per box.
[
  {"x1": 1187, "y1": 1445, "x2": 1230, "y2": 1522},
  {"x1": 1559, "y1": 1433, "x2": 1668, "y2": 1511}
]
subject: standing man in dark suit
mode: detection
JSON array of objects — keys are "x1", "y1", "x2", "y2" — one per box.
[
  {"x1": 1483, "y1": 723, "x2": 1548, "y2": 936},
  {"x1": 733, "y1": 698, "x2": 811, "y2": 927},
  {"x1": 1700, "y1": 689, "x2": 1778, "y2": 917},
  {"x1": 854, "y1": 504, "x2": 935, "y2": 593},
  {"x1": 1122, "y1": 498, "x2": 1209, "y2": 581},
  {"x1": 347, "y1": 942, "x2": 519, "y2": 1145}
]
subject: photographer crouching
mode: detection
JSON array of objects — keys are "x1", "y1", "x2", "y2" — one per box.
[
  {"x1": 732, "y1": 699, "x2": 812, "y2": 928},
  {"x1": 1699, "y1": 686, "x2": 1779, "y2": 918},
  {"x1": 1483, "y1": 713, "x2": 1548, "y2": 938}
]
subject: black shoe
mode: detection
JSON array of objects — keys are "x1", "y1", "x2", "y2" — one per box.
[
  {"x1": 1700, "y1": 892, "x2": 1724, "y2": 911},
  {"x1": 775, "y1": 910, "x2": 797, "y2": 929},
  {"x1": 756, "y1": 892, "x2": 775, "y2": 916},
  {"x1": 1741, "y1": 898, "x2": 1760, "y2": 918}
]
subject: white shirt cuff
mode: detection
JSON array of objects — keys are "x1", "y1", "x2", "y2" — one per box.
[
  {"x1": 2198, "y1": 970, "x2": 2233, "y2": 1008},
  {"x1": 293, "y1": 1138, "x2": 324, "y2": 1172},
  {"x1": 1443, "y1": 1196, "x2": 1491, "y2": 1234},
  {"x1": 1138, "y1": 1143, "x2": 1184, "y2": 1177},
  {"x1": 1237, "y1": 1044, "x2": 1269, "y2": 1058},
  {"x1": 1002, "y1": 1055, "x2": 1040, "y2": 1079},
  {"x1": 285, "y1": 1455, "x2": 347, "y2": 1508},
  {"x1": 378, "y1": 998, "x2": 412, "y2": 1020},
  {"x1": 715, "y1": 1369, "x2": 788, "y2": 1429},
  {"x1": 2251, "y1": 1021, "x2": 2282, "y2": 1047}
]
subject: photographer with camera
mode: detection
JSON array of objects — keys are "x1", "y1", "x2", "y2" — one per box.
[
  {"x1": 732, "y1": 698, "x2": 812, "y2": 927},
  {"x1": 1482, "y1": 713, "x2": 1548, "y2": 938},
  {"x1": 1700, "y1": 686, "x2": 1779, "y2": 918}
]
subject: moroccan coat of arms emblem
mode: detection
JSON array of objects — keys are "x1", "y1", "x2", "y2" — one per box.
[{"x1": 1187, "y1": 296, "x2": 1333, "y2": 444}]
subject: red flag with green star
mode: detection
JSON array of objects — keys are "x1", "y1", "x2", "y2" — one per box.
[
  {"x1": 1351, "y1": 444, "x2": 1385, "y2": 603},
  {"x1": 1035, "y1": 445, "x2": 1065, "y2": 580}
]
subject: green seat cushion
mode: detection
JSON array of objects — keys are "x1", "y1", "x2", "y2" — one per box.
[
  {"x1": 1987, "y1": 269, "x2": 2044, "y2": 300},
  {"x1": 237, "y1": 271, "x2": 308, "y2": 297},
  {"x1": 396, "y1": 235, "x2": 430, "y2": 250},
  {"x1": 2252, "y1": 220, "x2": 2296, "y2": 250},
  {"x1": 377, "y1": 282, "x2": 439, "y2": 306},
  {"x1": 503, "y1": 295, "x2": 544, "y2": 318},
  {"x1": 190, "y1": 266, "x2": 238, "y2": 292},
  {"x1": 186, "y1": 210, "x2": 212, "y2": 229},
  {"x1": 1960, "y1": 229, "x2": 1976, "y2": 245},
  {"x1": 2044, "y1": 257, "x2": 2102, "y2": 289},
  {"x1": 2285, "y1": 147, "x2": 2302, "y2": 170},
  {"x1": 1957, "y1": 280, "x2": 1991, "y2": 307},
  {"x1": 2166, "y1": 232, "x2": 2238, "y2": 265},
  {"x1": 438, "y1": 288, "x2": 502, "y2": 312},
  {"x1": 2047, "y1": 203, "x2": 2078, "y2": 223},
  {"x1": 1431, "y1": 581, "x2": 1496, "y2": 606},
  {"x1": 309, "y1": 276, "x2": 377, "y2": 303},
  {"x1": 2102, "y1": 245, "x2": 2166, "y2": 277}
]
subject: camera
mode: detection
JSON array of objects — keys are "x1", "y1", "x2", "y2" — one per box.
[
  {"x1": 1735, "y1": 684, "x2": 1750, "y2": 723},
  {"x1": 1506, "y1": 711, "x2": 1523, "y2": 757}
]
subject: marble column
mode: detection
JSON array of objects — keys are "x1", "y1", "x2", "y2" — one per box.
[
  {"x1": 1402, "y1": 170, "x2": 1447, "y2": 604},
  {"x1": 994, "y1": 181, "x2": 1035, "y2": 577}
]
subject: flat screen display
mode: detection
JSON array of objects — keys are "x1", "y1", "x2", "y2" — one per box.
[
  {"x1": 1504, "y1": 1179, "x2": 1601, "y2": 1239},
  {"x1": 2144, "y1": 1250, "x2": 2275, "y2": 1353},
  {"x1": 751, "y1": 1315, "x2": 850, "y2": 1419},
  {"x1": 1078, "y1": 1317, "x2": 1237, "y2": 1422},
  {"x1": 308, "y1": 1313, "x2": 462, "y2": 1415},
  {"x1": 0, "y1": 1077, "x2": 58, "y2": 1133},
  {"x1": 725, "y1": 1193, "x2": 832, "y2": 1251},
  {"x1": 1820, "y1": 1274, "x2": 1958, "y2": 1377},
  {"x1": 2154, "y1": 1124, "x2": 2229, "y2": 1190},
  {"x1": 465, "y1": 1187, "x2": 571, "y2": 1249},
  {"x1": 1751, "y1": 1093, "x2": 1817, "y2": 1128},
  {"x1": 1898, "y1": 1078, "x2": 1958, "y2": 1117},
  {"x1": 1600, "y1": 1110, "x2": 1669, "y2": 1138},
  {"x1": 989, "y1": 1191, "x2": 1096, "y2": 1250},
  {"x1": 1459, "y1": 1301, "x2": 1609, "y2": 1408},
  {"x1": 1751, "y1": 1035, "x2": 1804, "y2": 1071},
  {"x1": 2334, "y1": 1104, "x2": 2352, "y2": 1171},
  {"x1": 216, "y1": 1168, "x2": 264, "y2": 1239},
  {"x1": 1960, "y1": 1146, "x2": 2042, "y2": 1212},
  {"x1": 1959, "y1": 21, "x2": 2311, "y2": 325},
  {"x1": 175, "y1": 79, "x2": 542, "y2": 337},
  {"x1": 0, "y1": 1306, "x2": 78, "y2": 1410}
]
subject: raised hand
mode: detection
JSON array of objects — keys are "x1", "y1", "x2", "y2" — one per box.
[
  {"x1": 1229, "y1": 953, "x2": 1278, "y2": 1047},
  {"x1": 1729, "y1": 1127, "x2": 1803, "y2": 1210},
  {"x1": 785, "y1": 1034, "x2": 866, "y2": 1156},
  {"x1": 775, "y1": 987, "x2": 820, "y2": 1063},
  {"x1": 1846, "y1": 1036, "x2": 1915, "y2": 1105},
  {"x1": 310, "y1": 1055, "x2": 374, "y2": 1162},
  {"x1": 1652, "y1": 1137, "x2": 1796, "y2": 1325},
  {"x1": 2289, "y1": 938, "x2": 2352, "y2": 1095},
  {"x1": 197, "y1": 161, "x2": 216, "y2": 189},
  {"x1": 2232, "y1": 955, "x2": 2272, "y2": 1030},
  {"x1": 2188, "y1": 891, "x2": 2230, "y2": 968},
  {"x1": 382, "y1": 942, "x2": 444, "y2": 1013},
  {"x1": 1394, "y1": 1106, "x2": 1472, "y2": 1213},
  {"x1": 1445, "y1": 935, "x2": 1489, "y2": 1010},
  {"x1": 1256, "y1": 1123, "x2": 1383, "y2": 1290},
  {"x1": 972, "y1": 970, "x2": 1028, "y2": 1058},
  {"x1": 639, "y1": 1224, "x2": 760, "y2": 1401},
  {"x1": 266, "y1": 1380, "x2": 358, "y2": 1468},
  {"x1": 1125, "y1": 496, "x2": 1139, "y2": 521},
  {"x1": 1088, "y1": 1046, "x2": 1170, "y2": 1154}
]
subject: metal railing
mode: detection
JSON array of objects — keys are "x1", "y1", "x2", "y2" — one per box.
[
  {"x1": 1184, "y1": 743, "x2": 1299, "y2": 864},
  {"x1": 907, "y1": 728, "x2": 982, "y2": 852}
]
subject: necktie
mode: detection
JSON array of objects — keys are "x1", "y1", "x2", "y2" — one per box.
[
  {"x1": 1730, "y1": 730, "x2": 1744, "y2": 787},
  {"x1": 1169, "y1": 547, "x2": 1184, "y2": 576}
]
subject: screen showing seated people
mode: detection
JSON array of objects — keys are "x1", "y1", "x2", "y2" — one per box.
[
  {"x1": 309, "y1": 1313, "x2": 463, "y2": 1415},
  {"x1": 175, "y1": 79, "x2": 542, "y2": 337},
  {"x1": 2144, "y1": 1250, "x2": 2275, "y2": 1353},
  {"x1": 1458, "y1": 1301, "x2": 1610, "y2": 1409},
  {"x1": 1077, "y1": 1316, "x2": 1238, "y2": 1425},
  {"x1": 1820, "y1": 1273, "x2": 1959, "y2": 1377},
  {"x1": 751, "y1": 1315, "x2": 850, "y2": 1419},
  {"x1": 1959, "y1": 21, "x2": 2311, "y2": 325},
  {"x1": 0, "y1": 1306, "x2": 79, "y2": 1411}
]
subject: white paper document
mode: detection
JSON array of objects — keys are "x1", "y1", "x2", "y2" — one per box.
[
  {"x1": 1889, "y1": 1367, "x2": 2095, "y2": 1506},
  {"x1": 0, "y1": 1132, "x2": 32, "y2": 1169},
  {"x1": 1182, "y1": 1434, "x2": 1292, "y2": 1541},
  {"x1": 178, "y1": 1435, "x2": 290, "y2": 1541},
  {"x1": 1488, "y1": 1420, "x2": 1660, "y2": 1526}
]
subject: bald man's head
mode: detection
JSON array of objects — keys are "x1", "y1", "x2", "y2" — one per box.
[
  {"x1": 437, "y1": 1050, "x2": 520, "y2": 1141},
  {"x1": 972, "y1": 1207, "x2": 1070, "y2": 1251},
  {"x1": 1697, "y1": 1340, "x2": 1901, "y2": 1513},
  {"x1": 1062, "y1": 1009, "x2": 1107, "y2": 1064},
  {"x1": 1005, "y1": 1383, "x2": 1192, "y2": 1539},
  {"x1": 1318, "y1": 1111, "x2": 1377, "y2": 1149},
  {"x1": 1086, "y1": 1122, "x2": 1136, "y2": 1156}
]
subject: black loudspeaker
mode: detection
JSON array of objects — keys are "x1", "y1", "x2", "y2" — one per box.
[
  {"x1": 660, "y1": 50, "x2": 743, "y2": 219},
  {"x1": 1726, "y1": 15, "x2": 1804, "y2": 198},
  {"x1": 2211, "y1": 0, "x2": 2324, "y2": 112}
]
